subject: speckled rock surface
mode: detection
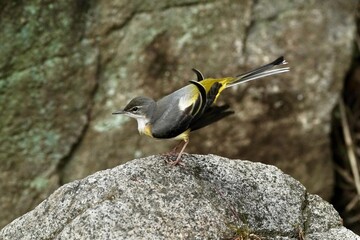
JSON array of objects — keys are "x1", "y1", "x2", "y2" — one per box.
[{"x1": 0, "y1": 155, "x2": 358, "y2": 239}]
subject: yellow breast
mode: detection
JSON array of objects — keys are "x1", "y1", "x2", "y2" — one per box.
[{"x1": 141, "y1": 124, "x2": 153, "y2": 137}]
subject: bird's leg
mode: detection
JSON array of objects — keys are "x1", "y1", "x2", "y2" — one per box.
[
  {"x1": 162, "y1": 141, "x2": 183, "y2": 162},
  {"x1": 169, "y1": 141, "x2": 184, "y2": 155},
  {"x1": 170, "y1": 140, "x2": 189, "y2": 166}
]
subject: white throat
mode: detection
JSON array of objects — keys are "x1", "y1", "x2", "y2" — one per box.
[{"x1": 136, "y1": 117, "x2": 150, "y2": 134}]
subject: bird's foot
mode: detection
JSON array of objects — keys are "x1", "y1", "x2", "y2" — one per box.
[
  {"x1": 163, "y1": 153, "x2": 184, "y2": 166},
  {"x1": 161, "y1": 151, "x2": 176, "y2": 161},
  {"x1": 162, "y1": 140, "x2": 188, "y2": 166},
  {"x1": 168, "y1": 156, "x2": 184, "y2": 166}
]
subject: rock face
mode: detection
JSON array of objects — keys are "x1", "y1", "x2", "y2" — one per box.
[
  {"x1": 0, "y1": 0, "x2": 357, "y2": 228},
  {"x1": 62, "y1": 0, "x2": 357, "y2": 202},
  {"x1": 0, "y1": 1, "x2": 98, "y2": 228},
  {"x1": 0, "y1": 155, "x2": 358, "y2": 240}
]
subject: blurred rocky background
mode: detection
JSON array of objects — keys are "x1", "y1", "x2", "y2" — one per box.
[
  {"x1": 332, "y1": 10, "x2": 360, "y2": 234},
  {"x1": 0, "y1": 0, "x2": 358, "y2": 233}
]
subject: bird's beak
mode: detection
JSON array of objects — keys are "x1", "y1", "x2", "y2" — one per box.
[{"x1": 112, "y1": 110, "x2": 125, "y2": 115}]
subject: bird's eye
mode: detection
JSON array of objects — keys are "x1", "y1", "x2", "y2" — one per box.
[{"x1": 131, "y1": 107, "x2": 139, "y2": 112}]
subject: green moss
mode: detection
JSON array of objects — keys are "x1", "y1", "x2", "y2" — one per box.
[{"x1": 29, "y1": 177, "x2": 48, "y2": 191}]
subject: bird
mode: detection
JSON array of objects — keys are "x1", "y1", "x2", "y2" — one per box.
[{"x1": 113, "y1": 56, "x2": 289, "y2": 165}]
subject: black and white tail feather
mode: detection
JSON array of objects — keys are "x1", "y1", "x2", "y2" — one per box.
[{"x1": 227, "y1": 56, "x2": 289, "y2": 88}]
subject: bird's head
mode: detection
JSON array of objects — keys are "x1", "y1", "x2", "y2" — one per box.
[
  {"x1": 112, "y1": 96, "x2": 156, "y2": 120},
  {"x1": 113, "y1": 97, "x2": 156, "y2": 135}
]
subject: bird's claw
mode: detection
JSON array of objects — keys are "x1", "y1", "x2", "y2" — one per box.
[{"x1": 162, "y1": 153, "x2": 184, "y2": 166}]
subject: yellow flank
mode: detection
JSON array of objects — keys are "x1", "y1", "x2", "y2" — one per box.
[
  {"x1": 172, "y1": 129, "x2": 190, "y2": 141},
  {"x1": 200, "y1": 77, "x2": 235, "y2": 102}
]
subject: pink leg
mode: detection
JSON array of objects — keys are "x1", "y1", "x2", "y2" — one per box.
[
  {"x1": 170, "y1": 140, "x2": 189, "y2": 166},
  {"x1": 169, "y1": 141, "x2": 184, "y2": 155},
  {"x1": 162, "y1": 141, "x2": 183, "y2": 161}
]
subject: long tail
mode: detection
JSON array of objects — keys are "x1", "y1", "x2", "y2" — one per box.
[{"x1": 227, "y1": 56, "x2": 289, "y2": 88}]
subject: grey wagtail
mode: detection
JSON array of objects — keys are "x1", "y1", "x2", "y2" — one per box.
[{"x1": 113, "y1": 56, "x2": 289, "y2": 165}]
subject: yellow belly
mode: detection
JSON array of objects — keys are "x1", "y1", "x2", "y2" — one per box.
[{"x1": 170, "y1": 129, "x2": 190, "y2": 141}]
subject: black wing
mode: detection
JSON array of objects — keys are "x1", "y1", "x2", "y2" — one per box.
[{"x1": 189, "y1": 104, "x2": 234, "y2": 131}]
